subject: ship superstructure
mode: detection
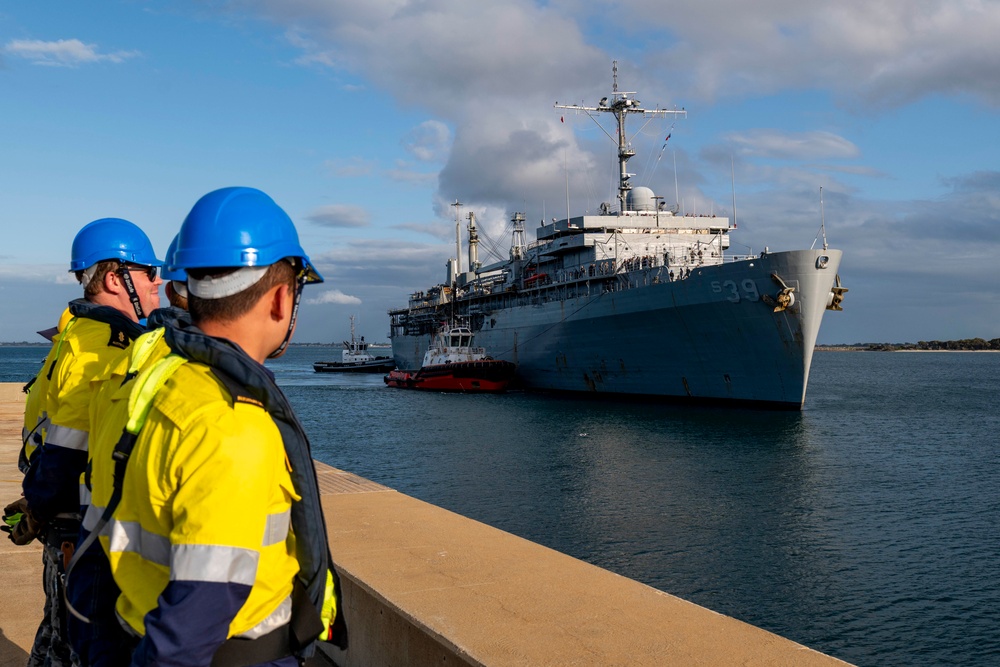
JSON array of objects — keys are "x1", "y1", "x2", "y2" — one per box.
[{"x1": 388, "y1": 64, "x2": 847, "y2": 409}]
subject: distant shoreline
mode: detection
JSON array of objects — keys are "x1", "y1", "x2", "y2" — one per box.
[
  {"x1": 817, "y1": 347, "x2": 999, "y2": 352},
  {"x1": 819, "y1": 337, "x2": 1000, "y2": 352}
]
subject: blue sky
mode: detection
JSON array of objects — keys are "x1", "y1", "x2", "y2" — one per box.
[{"x1": 2, "y1": 0, "x2": 998, "y2": 345}]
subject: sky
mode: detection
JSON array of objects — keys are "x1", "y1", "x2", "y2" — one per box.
[{"x1": 1, "y1": 0, "x2": 998, "y2": 345}]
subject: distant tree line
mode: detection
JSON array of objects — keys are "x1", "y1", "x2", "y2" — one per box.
[{"x1": 864, "y1": 338, "x2": 1000, "y2": 351}]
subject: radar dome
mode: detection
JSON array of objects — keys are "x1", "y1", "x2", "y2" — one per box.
[{"x1": 626, "y1": 187, "x2": 657, "y2": 212}]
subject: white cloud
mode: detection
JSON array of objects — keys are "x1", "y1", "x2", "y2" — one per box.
[
  {"x1": 724, "y1": 130, "x2": 860, "y2": 161},
  {"x1": 0, "y1": 262, "x2": 73, "y2": 283},
  {"x1": 237, "y1": 0, "x2": 604, "y2": 112},
  {"x1": 811, "y1": 164, "x2": 886, "y2": 178},
  {"x1": 385, "y1": 163, "x2": 439, "y2": 185},
  {"x1": 204, "y1": 0, "x2": 1000, "y2": 233},
  {"x1": 621, "y1": 0, "x2": 1000, "y2": 106},
  {"x1": 241, "y1": 0, "x2": 1000, "y2": 109},
  {"x1": 305, "y1": 289, "x2": 362, "y2": 305},
  {"x1": 4, "y1": 39, "x2": 140, "y2": 67},
  {"x1": 404, "y1": 120, "x2": 452, "y2": 162},
  {"x1": 305, "y1": 204, "x2": 370, "y2": 228}
]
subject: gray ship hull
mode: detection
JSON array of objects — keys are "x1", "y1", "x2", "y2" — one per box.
[{"x1": 390, "y1": 249, "x2": 842, "y2": 409}]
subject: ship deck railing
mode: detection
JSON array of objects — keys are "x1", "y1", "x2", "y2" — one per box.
[{"x1": 389, "y1": 252, "x2": 766, "y2": 327}]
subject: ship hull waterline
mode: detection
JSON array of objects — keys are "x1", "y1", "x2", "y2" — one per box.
[{"x1": 390, "y1": 249, "x2": 842, "y2": 410}]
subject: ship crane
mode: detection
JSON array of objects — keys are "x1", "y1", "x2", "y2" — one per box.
[{"x1": 555, "y1": 60, "x2": 686, "y2": 215}]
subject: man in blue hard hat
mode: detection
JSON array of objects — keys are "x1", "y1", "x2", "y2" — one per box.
[
  {"x1": 3, "y1": 218, "x2": 161, "y2": 667},
  {"x1": 96, "y1": 187, "x2": 347, "y2": 666},
  {"x1": 66, "y1": 234, "x2": 193, "y2": 667}
]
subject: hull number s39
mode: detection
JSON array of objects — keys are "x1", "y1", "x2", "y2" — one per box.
[{"x1": 712, "y1": 279, "x2": 761, "y2": 303}]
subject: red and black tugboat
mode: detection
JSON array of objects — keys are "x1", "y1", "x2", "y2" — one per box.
[{"x1": 384, "y1": 324, "x2": 515, "y2": 392}]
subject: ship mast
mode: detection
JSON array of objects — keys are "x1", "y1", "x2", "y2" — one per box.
[
  {"x1": 451, "y1": 200, "x2": 463, "y2": 275},
  {"x1": 509, "y1": 212, "x2": 526, "y2": 261},
  {"x1": 555, "y1": 60, "x2": 686, "y2": 215},
  {"x1": 467, "y1": 211, "x2": 481, "y2": 272}
]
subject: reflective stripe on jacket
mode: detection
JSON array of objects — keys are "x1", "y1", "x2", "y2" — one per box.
[{"x1": 21, "y1": 308, "x2": 74, "y2": 472}]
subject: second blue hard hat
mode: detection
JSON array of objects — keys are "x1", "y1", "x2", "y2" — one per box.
[{"x1": 160, "y1": 234, "x2": 187, "y2": 282}]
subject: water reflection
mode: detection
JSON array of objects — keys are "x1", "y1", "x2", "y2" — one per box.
[{"x1": 287, "y1": 373, "x2": 833, "y2": 636}]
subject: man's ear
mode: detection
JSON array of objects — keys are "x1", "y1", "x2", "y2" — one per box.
[
  {"x1": 102, "y1": 268, "x2": 123, "y2": 295},
  {"x1": 269, "y1": 283, "x2": 293, "y2": 321}
]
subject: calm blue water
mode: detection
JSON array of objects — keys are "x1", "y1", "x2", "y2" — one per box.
[{"x1": 3, "y1": 345, "x2": 998, "y2": 666}]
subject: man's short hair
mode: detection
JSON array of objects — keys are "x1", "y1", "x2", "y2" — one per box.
[
  {"x1": 76, "y1": 260, "x2": 120, "y2": 299},
  {"x1": 188, "y1": 260, "x2": 297, "y2": 323}
]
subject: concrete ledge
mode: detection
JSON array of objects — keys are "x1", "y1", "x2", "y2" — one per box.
[{"x1": 0, "y1": 383, "x2": 851, "y2": 666}]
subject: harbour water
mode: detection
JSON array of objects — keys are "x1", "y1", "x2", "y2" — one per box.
[{"x1": 3, "y1": 345, "x2": 998, "y2": 665}]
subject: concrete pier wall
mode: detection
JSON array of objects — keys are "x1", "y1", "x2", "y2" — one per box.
[{"x1": 0, "y1": 383, "x2": 852, "y2": 666}]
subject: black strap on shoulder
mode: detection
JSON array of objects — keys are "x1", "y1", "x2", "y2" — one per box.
[
  {"x1": 45, "y1": 355, "x2": 59, "y2": 381},
  {"x1": 64, "y1": 429, "x2": 140, "y2": 624}
]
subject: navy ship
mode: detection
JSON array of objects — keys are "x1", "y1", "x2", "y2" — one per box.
[{"x1": 388, "y1": 64, "x2": 847, "y2": 409}]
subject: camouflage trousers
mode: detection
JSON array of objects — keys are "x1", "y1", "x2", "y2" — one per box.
[{"x1": 27, "y1": 543, "x2": 80, "y2": 667}]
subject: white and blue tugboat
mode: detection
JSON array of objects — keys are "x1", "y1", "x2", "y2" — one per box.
[{"x1": 314, "y1": 315, "x2": 396, "y2": 373}]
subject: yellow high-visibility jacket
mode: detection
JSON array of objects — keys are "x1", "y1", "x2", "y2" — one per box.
[
  {"x1": 23, "y1": 302, "x2": 142, "y2": 520},
  {"x1": 106, "y1": 358, "x2": 300, "y2": 660},
  {"x1": 21, "y1": 308, "x2": 81, "y2": 471}
]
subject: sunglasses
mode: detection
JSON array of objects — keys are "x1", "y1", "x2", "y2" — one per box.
[{"x1": 122, "y1": 264, "x2": 158, "y2": 281}]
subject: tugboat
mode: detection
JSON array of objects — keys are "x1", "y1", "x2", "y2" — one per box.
[
  {"x1": 384, "y1": 324, "x2": 516, "y2": 392},
  {"x1": 314, "y1": 316, "x2": 396, "y2": 373}
]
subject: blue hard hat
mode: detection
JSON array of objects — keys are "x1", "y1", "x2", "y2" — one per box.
[
  {"x1": 69, "y1": 218, "x2": 163, "y2": 272},
  {"x1": 160, "y1": 234, "x2": 187, "y2": 282},
  {"x1": 173, "y1": 187, "x2": 323, "y2": 284}
]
